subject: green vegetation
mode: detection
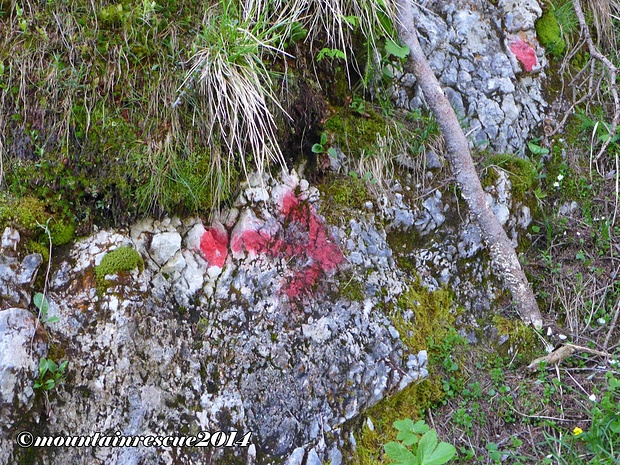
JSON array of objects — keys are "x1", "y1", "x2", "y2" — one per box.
[
  {"x1": 0, "y1": 196, "x2": 76, "y2": 256},
  {"x1": 34, "y1": 357, "x2": 68, "y2": 392},
  {"x1": 384, "y1": 419, "x2": 456, "y2": 465},
  {"x1": 536, "y1": 9, "x2": 567, "y2": 57},
  {"x1": 33, "y1": 292, "x2": 58, "y2": 325},
  {"x1": 353, "y1": 282, "x2": 464, "y2": 464},
  {"x1": 95, "y1": 246, "x2": 144, "y2": 293}
]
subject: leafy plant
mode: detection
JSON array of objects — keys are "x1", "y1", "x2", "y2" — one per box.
[
  {"x1": 311, "y1": 133, "x2": 338, "y2": 158},
  {"x1": 33, "y1": 292, "x2": 59, "y2": 324},
  {"x1": 384, "y1": 419, "x2": 456, "y2": 465},
  {"x1": 34, "y1": 357, "x2": 68, "y2": 391},
  {"x1": 317, "y1": 47, "x2": 346, "y2": 61}
]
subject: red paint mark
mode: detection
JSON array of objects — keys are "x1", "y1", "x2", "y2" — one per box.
[
  {"x1": 283, "y1": 264, "x2": 323, "y2": 298},
  {"x1": 231, "y1": 229, "x2": 272, "y2": 255},
  {"x1": 510, "y1": 40, "x2": 537, "y2": 72},
  {"x1": 200, "y1": 226, "x2": 228, "y2": 268},
  {"x1": 276, "y1": 190, "x2": 344, "y2": 298}
]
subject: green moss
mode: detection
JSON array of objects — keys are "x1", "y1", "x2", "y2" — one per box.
[
  {"x1": 13, "y1": 197, "x2": 48, "y2": 232},
  {"x1": 340, "y1": 275, "x2": 366, "y2": 302},
  {"x1": 393, "y1": 282, "x2": 455, "y2": 353},
  {"x1": 49, "y1": 219, "x2": 76, "y2": 246},
  {"x1": 325, "y1": 108, "x2": 392, "y2": 159},
  {"x1": 352, "y1": 281, "x2": 461, "y2": 463},
  {"x1": 323, "y1": 175, "x2": 368, "y2": 207},
  {"x1": 492, "y1": 315, "x2": 541, "y2": 365},
  {"x1": 25, "y1": 240, "x2": 50, "y2": 262},
  {"x1": 98, "y1": 3, "x2": 131, "y2": 28},
  {"x1": 354, "y1": 379, "x2": 445, "y2": 464},
  {"x1": 485, "y1": 153, "x2": 538, "y2": 201},
  {"x1": 536, "y1": 10, "x2": 567, "y2": 57},
  {"x1": 95, "y1": 246, "x2": 144, "y2": 292}
]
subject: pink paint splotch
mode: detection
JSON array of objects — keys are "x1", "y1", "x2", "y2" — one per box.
[
  {"x1": 199, "y1": 224, "x2": 228, "y2": 268},
  {"x1": 510, "y1": 40, "x2": 537, "y2": 72},
  {"x1": 277, "y1": 191, "x2": 343, "y2": 298},
  {"x1": 199, "y1": 188, "x2": 344, "y2": 299},
  {"x1": 231, "y1": 229, "x2": 272, "y2": 256}
]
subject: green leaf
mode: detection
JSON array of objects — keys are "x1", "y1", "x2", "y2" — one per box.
[
  {"x1": 47, "y1": 360, "x2": 58, "y2": 374},
  {"x1": 422, "y1": 442, "x2": 457, "y2": 465},
  {"x1": 33, "y1": 293, "x2": 49, "y2": 314},
  {"x1": 527, "y1": 141, "x2": 549, "y2": 155},
  {"x1": 39, "y1": 358, "x2": 50, "y2": 376},
  {"x1": 58, "y1": 360, "x2": 69, "y2": 372},
  {"x1": 385, "y1": 40, "x2": 410, "y2": 59},
  {"x1": 311, "y1": 143, "x2": 324, "y2": 154},
  {"x1": 327, "y1": 147, "x2": 338, "y2": 158},
  {"x1": 320, "y1": 133, "x2": 327, "y2": 145},
  {"x1": 394, "y1": 418, "x2": 415, "y2": 432},
  {"x1": 383, "y1": 66, "x2": 394, "y2": 78},
  {"x1": 44, "y1": 379, "x2": 55, "y2": 390},
  {"x1": 411, "y1": 420, "x2": 429, "y2": 434},
  {"x1": 417, "y1": 430, "x2": 438, "y2": 462},
  {"x1": 384, "y1": 442, "x2": 416, "y2": 465}
]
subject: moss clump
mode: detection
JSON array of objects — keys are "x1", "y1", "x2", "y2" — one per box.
[
  {"x1": 352, "y1": 282, "x2": 461, "y2": 463},
  {"x1": 485, "y1": 153, "x2": 538, "y2": 201},
  {"x1": 340, "y1": 275, "x2": 366, "y2": 302},
  {"x1": 0, "y1": 196, "x2": 76, "y2": 254},
  {"x1": 536, "y1": 10, "x2": 567, "y2": 57},
  {"x1": 323, "y1": 176, "x2": 368, "y2": 208},
  {"x1": 95, "y1": 246, "x2": 144, "y2": 292},
  {"x1": 325, "y1": 107, "x2": 392, "y2": 159},
  {"x1": 492, "y1": 315, "x2": 541, "y2": 365},
  {"x1": 49, "y1": 220, "x2": 76, "y2": 246},
  {"x1": 354, "y1": 378, "x2": 445, "y2": 464},
  {"x1": 393, "y1": 282, "x2": 455, "y2": 353},
  {"x1": 13, "y1": 197, "x2": 48, "y2": 232}
]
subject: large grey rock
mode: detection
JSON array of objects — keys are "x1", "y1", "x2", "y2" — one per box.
[
  {"x1": 395, "y1": 0, "x2": 546, "y2": 154},
  {"x1": 0, "y1": 308, "x2": 48, "y2": 463}
]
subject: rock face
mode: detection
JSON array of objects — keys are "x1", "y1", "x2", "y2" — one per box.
[
  {"x1": 0, "y1": 162, "x2": 533, "y2": 464},
  {"x1": 392, "y1": 0, "x2": 546, "y2": 154},
  {"x1": 0, "y1": 308, "x2": 48, "y2": 431}
]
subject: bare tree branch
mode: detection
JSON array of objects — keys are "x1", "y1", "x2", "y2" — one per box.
[{"x1": 395, "y1": 0, "x2": 543, "y2": 329}]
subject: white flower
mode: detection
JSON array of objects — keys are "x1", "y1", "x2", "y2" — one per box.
[
  {"x1": 557, "y1": 174, "x2": 564, "y2": 181},
  {"x1": 553, "y1": 181, "x2": 560, "y2": 188},
  {"x1": 589, "y1": 394, "x2": 597, "y2": 402}
]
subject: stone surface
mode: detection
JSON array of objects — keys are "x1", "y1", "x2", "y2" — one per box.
[
  {"x1": 395, "y1": 0, "x2": 546, "y2": 154},
  {"x1": 0, "y1": 308, "x2": 48, "y2": 463}
]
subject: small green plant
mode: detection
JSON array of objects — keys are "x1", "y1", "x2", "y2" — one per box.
[
  {"x1": 542, "y1": 372, "x2": 620, "y2": 463},
  {"x1": 384, "y1": 418, "x2": 456, "y2": 465},
  {"x1": 33, "y1": 292, "x2": 58, "y2": 324},
  {"x1": 316, "y1": 47, "x2": 346, "y2": 61},
  {"x1": 311, "y1": 133, "x2": 338, "y2": 158},
  {"x1": 34, "y1": 357, "x2": 68, "y2": 391}
]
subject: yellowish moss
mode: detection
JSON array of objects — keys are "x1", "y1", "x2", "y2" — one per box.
[
  {"x1": 536, "y1": 9, "x2": 567, "y2": 57},
  {"x1": 354, "y1": 378, "x2": 445, "y2": 464},
  {"x1": 393, "y1": 282, "x2": 455, "y2": 353},
  {"x1": 492, "y1": 315, "x2": 541, "y2": 365},
  {"x1": 352, "y1": 281, "x2": 459, "y2": 463}
]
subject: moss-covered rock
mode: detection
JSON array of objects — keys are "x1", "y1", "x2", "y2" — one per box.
[
  {"x1": 536, "y1": 10, "x2": 567, "y2": 57},
  {"x1": 95, "y1": 246, "x2": 144, "y2": 292}
]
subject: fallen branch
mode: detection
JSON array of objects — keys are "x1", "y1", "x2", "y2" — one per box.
[
  {"x1": 527, "y1": 343, "x2": 612, "y2": 371},
  {"x1": 394, "y1": 0, "x2": 543, "y2": 329}
]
